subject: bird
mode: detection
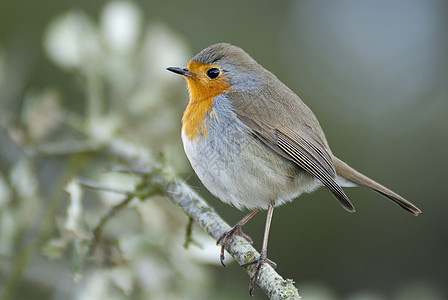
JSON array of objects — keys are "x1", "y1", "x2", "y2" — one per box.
[{"x1": 167, "y1": 43, "x2": 421, "y2": 295}]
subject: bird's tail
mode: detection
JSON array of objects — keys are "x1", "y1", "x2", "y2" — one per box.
[{"x1": 333, "y1": 157, "x2": 421, "y2": 216}]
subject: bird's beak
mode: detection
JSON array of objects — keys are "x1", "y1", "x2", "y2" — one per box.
[{"x1": 166, "y1": 67, "x2": 195, "y2": 78}]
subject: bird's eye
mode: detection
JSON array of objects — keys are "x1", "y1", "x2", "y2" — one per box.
[{"x1": 206, "y1": 68, "x2": 220, "y2": 79}]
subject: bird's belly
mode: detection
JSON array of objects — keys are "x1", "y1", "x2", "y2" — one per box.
[{"x1": 181, "y1": 102, "x2": 321, "y2": 210}]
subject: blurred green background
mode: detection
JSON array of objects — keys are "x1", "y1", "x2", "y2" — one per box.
[{"x1": 1, "y1": 0, "x2": 447, "y2": 299}]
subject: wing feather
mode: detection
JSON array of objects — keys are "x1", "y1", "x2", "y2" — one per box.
[{"x1": 237, "y1": 114, "x2": 355, "y2": 212}]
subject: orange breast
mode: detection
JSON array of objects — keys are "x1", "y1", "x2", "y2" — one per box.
[{"x1": 182, "y1": 61, "x2": 231, "y2": 140}]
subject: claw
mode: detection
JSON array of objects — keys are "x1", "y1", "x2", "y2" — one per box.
[
  {"x1": 217, "y1": 226, "x2": 253, "y2": 267},
  {"x1": 241, "y1": 251, "x2": 276, "y2": 296}
]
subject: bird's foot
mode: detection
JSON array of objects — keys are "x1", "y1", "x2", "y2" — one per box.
[
  {"x1": 217, "y1": 225, "x2": 253, "y2": 267},
  {"x1": 241, "y1": 251, "x2": 277, "y2": 296}
]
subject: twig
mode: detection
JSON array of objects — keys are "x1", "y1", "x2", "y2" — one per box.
[
  {"x1": 76, "y1": 178, "x2": 131, "y2": 195},
  {"x1": 183, "y1": 216, "x2": 202, "y2": 250},
  {"x1": 84, "y1": 170, "x2": 166, "y2": 255},
  {"x1": 85, "y1": 164, "x2": 301, "y2": 299},
  {"x1": 90, "y1": 193, "x2": 135, "y2": 249},
  {"x1": 163, "y1": 175, "x2": 301, "y2": 299},
  {"x1": 78, "y1": 136, "x2": 301, "y2": 299}
]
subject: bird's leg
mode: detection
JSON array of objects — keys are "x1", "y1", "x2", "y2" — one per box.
[
  {"x1": 217, "y1": 207, "x2": 260, "y2": 267},
  {"x1": 241, "y1": 203, "x2": 276, "y2": 296}
]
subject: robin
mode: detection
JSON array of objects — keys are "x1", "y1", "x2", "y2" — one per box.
[{"x1": 167, "y1": 43, "x2": 421, "y2": 294}]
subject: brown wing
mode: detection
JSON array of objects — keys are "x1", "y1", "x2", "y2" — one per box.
[{"x1": 237, "y1": 114, "x2": 355, "y2": 212}]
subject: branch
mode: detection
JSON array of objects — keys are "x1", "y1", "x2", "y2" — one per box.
[
  {"x1": 80, "y1": 138, "x2": 301, "y2": 299},
  {"x1": 163, "y1": 173, "x2": 301, "y2": 299}
]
